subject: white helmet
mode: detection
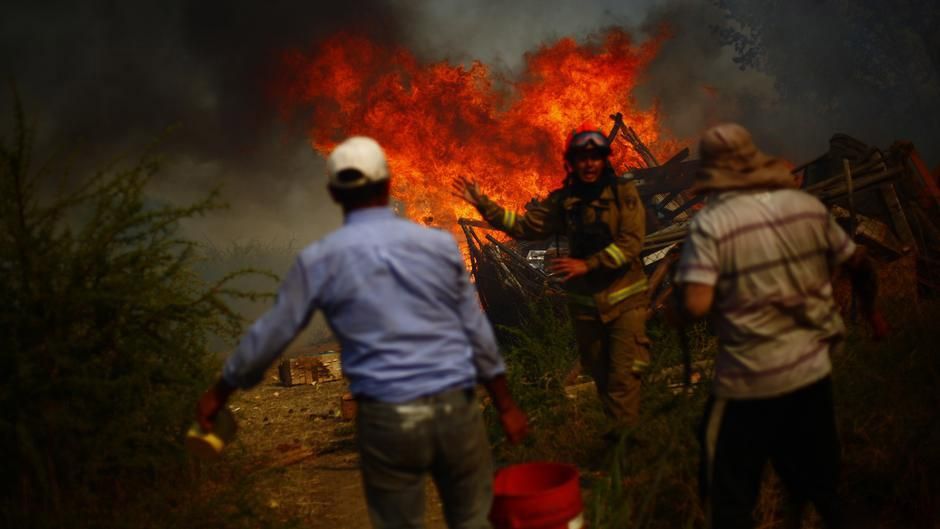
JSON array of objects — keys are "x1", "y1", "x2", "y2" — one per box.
[{"x1": 326, "y1": 136, "x2": 390, "y2": 189}]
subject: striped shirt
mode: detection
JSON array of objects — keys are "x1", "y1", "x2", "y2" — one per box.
[{"x1": 676, "y1": 189, "x2": 856, "y2": 398}]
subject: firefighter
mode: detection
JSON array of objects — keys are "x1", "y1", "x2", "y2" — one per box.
[{"x1": 452, "y1": 124, "x2": 650, "y2": 440}]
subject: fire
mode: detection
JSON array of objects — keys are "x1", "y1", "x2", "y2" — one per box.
[{"x1": 274, "y1": 28, "x2": 680, "y2": 235}]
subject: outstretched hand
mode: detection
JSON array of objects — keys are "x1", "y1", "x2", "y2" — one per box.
[
  {"x1": 450, "y1": 175, "x2": 484, "y2": 208},
  {"x1": 549, "y1": 257, "x2": 589, "y2": 282},
  {"x1": 483, "y1": 374, "x2": 529, "y2": 444}
]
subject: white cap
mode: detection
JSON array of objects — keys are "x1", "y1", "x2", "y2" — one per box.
[{"x1": 326, "y1": 136, "x2": 390, "y2": 189}]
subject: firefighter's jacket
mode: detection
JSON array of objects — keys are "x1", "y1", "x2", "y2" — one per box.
[{"x1": 476, "y1": 177, "x2": 647, "y2": 323}]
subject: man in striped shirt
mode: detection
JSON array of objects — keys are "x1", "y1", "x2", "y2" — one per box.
[{"x1": 674, "y1": 123, "x2": 886, "y2": 529}]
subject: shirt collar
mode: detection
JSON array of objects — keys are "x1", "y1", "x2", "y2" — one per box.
[{"x1": 344, "y1": 206, "x2": 395, "y2": 226}]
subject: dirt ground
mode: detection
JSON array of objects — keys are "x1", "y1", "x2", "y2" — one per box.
[{"x1": 219, "y1": 344, "x2": 449, "y2": 529}]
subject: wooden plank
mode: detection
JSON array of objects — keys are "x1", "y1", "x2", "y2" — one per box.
[{"x1": 879, "y1": 183, "x2": 915, "y2": 248}]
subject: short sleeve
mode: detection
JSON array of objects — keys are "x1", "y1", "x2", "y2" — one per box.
[{"x1": 675, "y1": 218, "x2": 720, "y2": 286}]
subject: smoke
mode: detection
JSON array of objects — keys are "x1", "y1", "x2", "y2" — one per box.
[
  {"x1": 3, "y1": 0, "x2": 938, "y2": 248},
  {"x1": 392, "y1": 0, "x2": 661, "y2": 74},
  {"x1": 630, "y1": 2, "x2": 780, "y2": 148},
  {"x1": 1, "y1": 0, "x2": 416, "y2": 346},
  {"x1": 630, "y1": 0, "x2": 940, "y2": 165},
  {"x1": 3, "y1": 0, "x2": 937, "y2": 348},
  {"x1": 400, "y1": 0, "x2": 940, "y2": 167},
  {"x1": 0, "y1": 0, "x2": 411, "y2": 246}
]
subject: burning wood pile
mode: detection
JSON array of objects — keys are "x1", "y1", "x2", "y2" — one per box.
[{"x1": 462, "y1": 114, "x2": 940, "y2": 325}]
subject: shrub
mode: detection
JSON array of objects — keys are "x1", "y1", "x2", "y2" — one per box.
[
  {"x1": 586, "y1": 304, "x2": 940, "y2": 529},
  {"x1": 485, "y1": 301, "x2": 611, "y2": 464},
  {"x1": 0, "y1": 95, "x2": 270, "y2": 526}
]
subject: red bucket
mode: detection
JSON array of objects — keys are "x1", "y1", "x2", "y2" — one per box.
[{"x1": 490, "y1": 462, "x2": 583, "y2": 529}]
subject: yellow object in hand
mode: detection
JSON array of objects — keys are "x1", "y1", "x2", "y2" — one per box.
[{"x1": 186, "y1": 406, "x2": 237, "y2": 459}]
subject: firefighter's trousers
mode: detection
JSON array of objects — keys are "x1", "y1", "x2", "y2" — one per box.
[{"x1": 572, "y1": 306, "x2": 650, "y2": 428}]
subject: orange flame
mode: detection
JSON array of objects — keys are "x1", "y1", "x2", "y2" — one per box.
[{"x1": 275, "y1": 28, "x2": 679, "y2": 233}]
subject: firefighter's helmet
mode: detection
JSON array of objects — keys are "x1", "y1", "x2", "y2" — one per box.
[{"x1": 564, "y1": 123, "x2": 611, "y2": 161}]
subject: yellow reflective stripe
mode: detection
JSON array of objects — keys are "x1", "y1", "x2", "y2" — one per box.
[
  {"x1": 608, "y1": 277, "x2": 649, "y2": 305},
  {"x1": 604, "y1": 243, "x2": 627, "y2": 266},
  {"x1": 502, "y1": 209, "x2": 517, "y2": 229}
]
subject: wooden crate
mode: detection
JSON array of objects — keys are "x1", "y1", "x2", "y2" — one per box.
[
  {"x1": 278, "y1": 355, "x2": 339, "y2": 387},
  {"x1": 317, "y1": 351, "x2": 342, "y2": 381}
]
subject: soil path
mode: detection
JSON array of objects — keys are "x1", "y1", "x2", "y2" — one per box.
[{"x1": 223, "y1": 345, "x2": 448, "y2": 528}]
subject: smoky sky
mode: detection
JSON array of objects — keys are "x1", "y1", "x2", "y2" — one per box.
[
  {"x1": 631, "y1": 0, "x2": 940, "y2": 166},
  {"x1": 2, "y1": 0, "x2": 939, "y2": 245},
  {"x1": 0, "y1": 0, "x2": 411, "y2": 243}
]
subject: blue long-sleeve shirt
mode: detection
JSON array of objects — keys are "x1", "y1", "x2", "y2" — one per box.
[{"x1": 222, "y1": 207, "x2": 506, "y2": 403}]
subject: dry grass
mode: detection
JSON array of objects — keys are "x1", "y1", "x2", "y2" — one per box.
[{"x1": 491, "y1": 272, "x2": 940, "y2": 529}]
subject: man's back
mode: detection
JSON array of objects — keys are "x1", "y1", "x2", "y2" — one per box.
[
  {"x1": 308, "y1": 208, "x2": 498, "y2": 401},
  {"x1": 678, "y1": 188, "x2": 856, "y2": 398},
  {"x1": 674, "y1": 122, "x2": 863, "y2": 529},
  {"x1": 204, "y1": 136, "x2": 524, "y2": 529},
  {"x1": 223, "y1": 207, "x2": 503, "y2": 404}
]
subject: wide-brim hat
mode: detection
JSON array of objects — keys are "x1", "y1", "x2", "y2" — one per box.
[{"x1": 691, "y1": 123, "x2": 796, "y2": 195}]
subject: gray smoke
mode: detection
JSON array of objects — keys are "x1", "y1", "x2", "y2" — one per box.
[
  {"x1": 632, "y1": 0, "x2": 940, "y2": 165},
  {"x1": 403, "y1": 0, "x2": 940, "y2": 167},
  {"x1": 1, "y1": 0, "x2": 414, "y2": 346},
  {"x1": 4, "y1": 0, "x2": 937, "y2": 347},
  {"x1": 3, "y1": 0, "x2": 938, "y2": 248},
  {"x1": 1, "y1": 0, "x2": 411, "y2": 245}
]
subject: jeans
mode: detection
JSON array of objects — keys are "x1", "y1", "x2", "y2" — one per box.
[{"x1": 356, "y1": 387, "x2": 494, "y2": 529}]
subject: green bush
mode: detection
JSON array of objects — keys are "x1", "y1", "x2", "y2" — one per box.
[
  {"x1": 495, "y1": 302, "x2": 578, "y2": 412},
  {"x1": 583, "y1": 319, "x2": 709, "y2": 529},
  {"x1": 0, "y1": 96, "x2": 269, "y2": 526}
]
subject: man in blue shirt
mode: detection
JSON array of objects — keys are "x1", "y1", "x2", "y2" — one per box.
[{"x1": 196, "y1": 136, "x2": 528, "y2": 529}]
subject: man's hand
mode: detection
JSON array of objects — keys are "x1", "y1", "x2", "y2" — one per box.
[
  {"x1": 499, "y1": 405, "x2": 529, "y2": 445},
  {"x1": 196, "y1": 378, "x2": 236, "y2": 432},
  {"x1": 868, "y1": 310, "x2": 890, "y2": 341},
  {"x1": 483, "y1": 374, "x2": 529, "y2": 444},
  {"x1": 450, "y1": 175, "x2": 485, "y2": 208},
  {"x1": 549, "y1": 257, "x2": 589, "y2": 282},
  {"x1": 681, "y1": 282, "x2": 715, "y2": 321}
]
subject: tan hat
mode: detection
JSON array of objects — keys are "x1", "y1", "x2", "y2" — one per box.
[
  {"x1": 691, "y1": 123, "x2": 795, "y2": 195},
  {"x1": 326, "y1": 136, "x2": 390, "y2": 189}
]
